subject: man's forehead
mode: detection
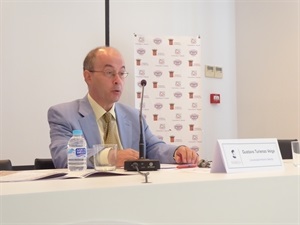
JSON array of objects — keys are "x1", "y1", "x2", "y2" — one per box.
[
  {"x1": 93, "y1": 48, "x2": 125, "y2": 68},
  {"x1": 102, "y1": 64, "x2": 125, "y2": 69}
]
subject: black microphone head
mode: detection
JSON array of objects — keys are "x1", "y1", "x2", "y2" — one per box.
[{"x1": 140, "y1": 79, "x2": 147, "y2": 87}]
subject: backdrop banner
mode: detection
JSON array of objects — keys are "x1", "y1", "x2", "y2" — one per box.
[{"x1": 134, "y1": 34, "x2": 202, "y2": 153}]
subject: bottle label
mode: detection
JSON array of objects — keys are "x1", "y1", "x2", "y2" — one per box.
[
  {"x1": 76, "y1": 148, "x2": 87, "y2": 157},
  {"x1": 68, "y1": 148, "x2": 87, "y2": 158}
]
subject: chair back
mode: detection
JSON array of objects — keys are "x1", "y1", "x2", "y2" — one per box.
[
  {"x1": 0, "y1": 159, "x2": 13, "y2": 170},
  {"x1": 277, "y1": 139, "x2": 298, "y2": 159},
  {"x1": 34, "y1": 158, "x2": 55, "y2": 169}
]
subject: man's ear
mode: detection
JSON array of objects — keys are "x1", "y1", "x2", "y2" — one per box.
[{"x1": 83, "y1": 70, "x2": 91, "y2": 83}]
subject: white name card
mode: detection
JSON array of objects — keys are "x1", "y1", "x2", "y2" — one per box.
[{"x1": 210, "y1": 138, "x2": 284, "y2": 173}]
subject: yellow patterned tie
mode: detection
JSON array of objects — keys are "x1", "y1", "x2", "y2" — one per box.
[{"x1": 103, "y1": 112, "x2": 115, "y2": 144}]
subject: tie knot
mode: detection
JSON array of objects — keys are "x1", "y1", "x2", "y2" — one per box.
[{"x1": 103, "y1": 112, "x2": 112, "y2": 123}]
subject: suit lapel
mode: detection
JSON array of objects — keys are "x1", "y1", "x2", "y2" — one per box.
[
  {"x1": 78, "y1": 96, "x2": 101, "y2": 148},
  {"x1": 115, "y1": 104, "x2": 132, "y2": 149}
]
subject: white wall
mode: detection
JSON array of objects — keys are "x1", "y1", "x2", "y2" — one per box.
[
  {"x1": 1, "y1": 0, "x2": 237, "y2": 165},
  {"x1": 236, "y1": 1, "x2": 299, "y2": 140},
  {"x1": 1, "y1": 1, "x2": 105, "y2": 165}
]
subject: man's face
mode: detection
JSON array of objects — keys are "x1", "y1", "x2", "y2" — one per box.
[{"x1": 85, "y1": 48, "x2": 126, "y2": 110}]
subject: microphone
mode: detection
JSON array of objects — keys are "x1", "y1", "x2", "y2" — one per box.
[
  {"x1": 139, "y1": 79, "x2": 147, "y2": 159},
  {"x1": 124, "y1": 79, "x2": 160, "y2": 171}
]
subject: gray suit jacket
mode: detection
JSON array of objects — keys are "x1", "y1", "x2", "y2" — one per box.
[{"x1": 48, "y1": 95, "x2": 177, "y2": 168}]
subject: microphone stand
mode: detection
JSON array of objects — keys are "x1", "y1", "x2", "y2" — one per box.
[
  {"x1": 139, "y1": 80, "x2": 146, "y2": 159},
  {"x1": 124, "y1": 80, "x2": 160, "y2": 171}
]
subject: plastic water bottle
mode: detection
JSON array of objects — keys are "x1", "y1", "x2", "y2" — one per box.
[{"x1": 67, "y1": 130, "x2": 87, "y2": 171}]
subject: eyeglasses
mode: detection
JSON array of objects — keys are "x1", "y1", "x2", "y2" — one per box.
[{"x1": 88, "y1": 69, "x2": 129, "y2": 79}]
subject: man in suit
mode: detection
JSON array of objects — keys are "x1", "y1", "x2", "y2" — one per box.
[{"x1": 48, "y1": 46, "x2": 200, "y2": 168}]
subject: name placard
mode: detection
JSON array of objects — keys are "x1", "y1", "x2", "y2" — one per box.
[{"x1": 210, "y1": 138, "x2": 284, "y2": 173}]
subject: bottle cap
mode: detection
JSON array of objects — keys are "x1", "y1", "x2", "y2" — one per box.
[{"x1": 72, "y1": 130, "x2": 83, "y2": 135}]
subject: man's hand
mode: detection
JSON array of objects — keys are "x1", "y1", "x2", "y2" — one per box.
[
  {"x1": 116, "y1": 148, "x2": 139, "y2": 167},
  {"x1": 173, "y1": 146, "x2": 200, "y2": 164}
]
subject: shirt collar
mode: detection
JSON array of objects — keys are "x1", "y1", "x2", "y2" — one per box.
[{"x1": 87, "y1": 94, "x2": 116, "y2": 120}]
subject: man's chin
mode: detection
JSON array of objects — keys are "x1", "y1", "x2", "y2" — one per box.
[{"x1": 112, "y1": 96, "x2": 121, "y2": 102}]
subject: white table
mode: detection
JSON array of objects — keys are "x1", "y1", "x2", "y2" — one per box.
[{"x1": 1, "y1": 161, "x2": 299, "y2": 225}]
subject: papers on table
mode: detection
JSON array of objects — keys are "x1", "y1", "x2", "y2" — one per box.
[{"x1": 0, "y1": 169, "x2": 133, "y2": 182}]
